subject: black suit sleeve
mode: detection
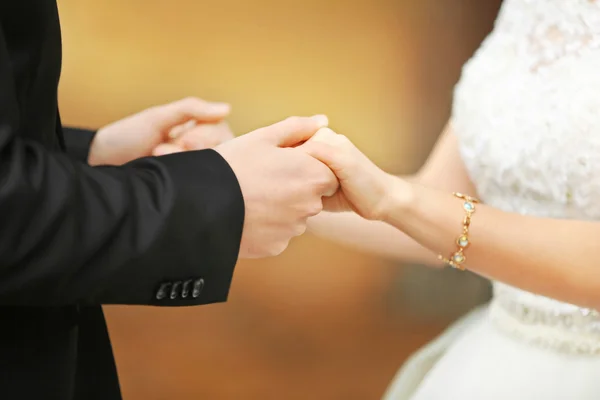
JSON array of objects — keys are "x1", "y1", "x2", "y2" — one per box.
[
  {"x1": 62, "y1": 126, "x2": 96, "y2": 163},
  {"x1": 0, "y1": 124, "x2": 245, "y2": 307}
]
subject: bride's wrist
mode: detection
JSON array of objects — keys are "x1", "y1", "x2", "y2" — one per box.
[{"x1": 376, "y1": 174, "x2": 415, "y2": 222}]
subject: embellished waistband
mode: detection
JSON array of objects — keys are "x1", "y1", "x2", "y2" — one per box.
[{"x1": 489, "y1": 295, "x2": 600, "y2": 355}]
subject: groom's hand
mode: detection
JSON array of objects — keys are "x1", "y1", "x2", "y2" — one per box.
[
  {"x1": 215, "y1": 116, "x2": 339, "y2": 258},
  {"x1": 88, "y1": 97, "x2": 232, "y2": 166}
]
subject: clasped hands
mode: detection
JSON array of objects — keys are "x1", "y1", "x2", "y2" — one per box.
[{"x1": 88, "y1": 97, "x2": 397, "y2": 259}]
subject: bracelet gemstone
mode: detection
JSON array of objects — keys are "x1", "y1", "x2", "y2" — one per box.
[{"x1": 438, "y1": 192, "x2": 479, "y2": 270}]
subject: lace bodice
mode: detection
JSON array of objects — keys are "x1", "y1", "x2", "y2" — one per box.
[{"x1": 453, "y1": 0, "x2": 600, "y2": 353}]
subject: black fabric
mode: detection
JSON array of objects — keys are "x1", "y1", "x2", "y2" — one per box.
[
  {"x1": 0, "y1": 2, "x2": 246, "y2": 399},
  {"x1": 62, "y1": 125, "x2": 96, "y2": 163}
]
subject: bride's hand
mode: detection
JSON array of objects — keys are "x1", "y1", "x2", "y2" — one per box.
[{"x1": 299, "y1": 128, "x2": 400, "y2": 220}]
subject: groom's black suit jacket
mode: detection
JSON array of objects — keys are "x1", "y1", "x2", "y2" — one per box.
[{"x1": 0, "y1": 2, "x2": 245, "y2": 399}]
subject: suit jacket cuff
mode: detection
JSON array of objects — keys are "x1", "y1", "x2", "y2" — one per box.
[
  {"x1": 63, "y1": 127, "x2": 96, "y2": 163},
  {"x1": 90, "y1": 149, "x2": 246, "y2": 306},
  {"x1": 149, "y1": 149, "x2": 245, "y2": 306}
]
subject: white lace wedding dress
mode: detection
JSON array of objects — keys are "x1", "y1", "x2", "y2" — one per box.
[{"x1": 383, "y1": 1, "x2": 600, "y2": 399}]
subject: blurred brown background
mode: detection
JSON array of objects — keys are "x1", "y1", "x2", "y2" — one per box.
[{"x1": 57, "y1": 1, "x2": 501, "y2": 399}]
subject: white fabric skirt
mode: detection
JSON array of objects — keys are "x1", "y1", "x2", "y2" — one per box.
[{"x1": 382, "y1": 304, "x2": 600, "y2": 400}]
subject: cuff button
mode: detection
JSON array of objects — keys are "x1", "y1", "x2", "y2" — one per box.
[
  {"x1": 155, "y1": 282, "x2": 172, "y2": 300},
  {"x1": 181, "y1": 280, "x2": 193, "y2": 298},
  {"x1": 192, "y1": 278, "x2": 205, "y2": 298},
  {"x1": 170, "y1": 281, "x2": 182, "y2": 300}
]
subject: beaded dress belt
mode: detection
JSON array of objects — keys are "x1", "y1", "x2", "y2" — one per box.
[{"x1": 488, "y1": 295, "x2": 600, "y2": 355}]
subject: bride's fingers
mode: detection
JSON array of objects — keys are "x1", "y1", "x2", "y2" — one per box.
[
  {"x1": 152, "y1": 143, "x2": 184, "y2": 156},
  {"x1": 309, "y1": 127, "x2": 339, "y2": 144},
  {"x1": 168, "y1": 119, "x2": 197, "y2": 140},
  {"x1": 298, "y1": 140, "x2": 339, "y2": 170},
  {"x1": 301, "y1": 129, "x2": 363, "y2": 183},
  {"x1": 177, "y1": 121, "x2": 234, "y2": 150}
]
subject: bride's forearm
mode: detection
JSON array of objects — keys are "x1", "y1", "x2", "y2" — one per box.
[
  {"x1": 309, "y1": 174, "x2": 443, "y2": 265},
  {"x1": 381, "y1": 178, "x2": 600, "y2": 310},
  {"x1": 307, "y1": 211, "x2": 441, "y2": 265}
]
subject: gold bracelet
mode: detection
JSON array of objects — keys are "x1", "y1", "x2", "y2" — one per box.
[{"x1": 438, "y1": 192, "x2": 479, "y2": 271}]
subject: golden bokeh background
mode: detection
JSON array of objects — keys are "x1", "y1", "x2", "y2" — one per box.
[{"x1": 57, "y1": 1, "x2": 501, "y2": 398}]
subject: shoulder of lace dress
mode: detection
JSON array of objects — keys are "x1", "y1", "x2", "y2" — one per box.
[{"x1": 451, "y1": 0, "x2": 600, "y2": 220}]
